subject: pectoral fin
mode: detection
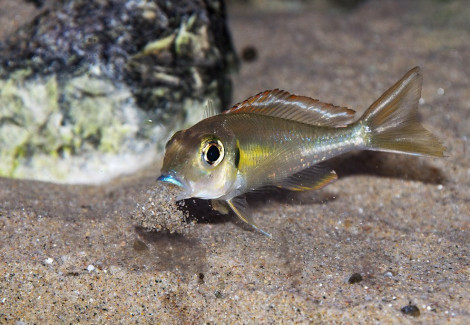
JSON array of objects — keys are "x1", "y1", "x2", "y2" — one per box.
[
  {"x1": 210, "y1": 199, "x2": 230, "y2": 215},
  {"x1": 227, "y1": 197, "x2": 272, "y2": 238}
]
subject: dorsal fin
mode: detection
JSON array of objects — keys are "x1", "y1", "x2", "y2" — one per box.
[
  {"x1": 203, "y1": 99, "x2": 217, "y2": 119},
  {"x1": 225, "y1": 89, "x2": 356, "y2": 127}
]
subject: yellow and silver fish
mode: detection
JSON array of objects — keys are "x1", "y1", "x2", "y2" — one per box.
[{"x1": 158, "y1": 67, "x2": 445, "y2": 237}]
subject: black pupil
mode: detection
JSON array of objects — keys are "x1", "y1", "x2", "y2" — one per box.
[{"x1": 206, "y1": 144, "x2": 220, "y2": 164}]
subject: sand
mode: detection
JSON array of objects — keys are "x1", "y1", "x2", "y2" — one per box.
[{"x1": 1, "y1": 0, "x2": 469, "y2": 323}]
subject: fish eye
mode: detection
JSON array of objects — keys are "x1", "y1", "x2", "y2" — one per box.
[{"x1": 202, "y1": 140, "x2": 224, "y2": 167}]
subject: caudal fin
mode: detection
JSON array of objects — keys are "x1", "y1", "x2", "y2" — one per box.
[{"x1": 360, "y1": 67, "x2": 445, "y2": 157}]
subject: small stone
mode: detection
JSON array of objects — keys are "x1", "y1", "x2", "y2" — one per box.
[
  {"x1": 198, "y1": 272, "x2": 205, "y2": 284},
  {"x1": 87, "y1": 264, "x2": 95, "y2": 272},
  {"x1": 348, "y1": 273, "x2": 363, "y2": 284},
  {"x1": 43, "y1": 257, "x2": 54, "y2": 265},
  {"x1": 401, "y1": 304, "x2": 420, "y2": 317},
  {"x1": 241, "y1": 46, "x2": 257, "y2": 62}
]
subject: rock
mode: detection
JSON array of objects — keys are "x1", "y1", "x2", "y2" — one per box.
[
  {"x1": 0, "y1": 0, "x2": 237, "y2": 183},
  {"x1": 347, "y1": 272, "x2": 363, "y2": 284},
  {"x1": 400, "y1": 304, "x2": 420, "y2": 317},
  {"x1": 226, "y1": 0, "x2": 367, "y2": 11}
]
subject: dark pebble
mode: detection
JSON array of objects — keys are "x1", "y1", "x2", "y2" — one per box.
[
  {"x1": 241, "y1": 46, "x2": 257, "y2": 62},
  {"x1": 348, "y1": 273, "x2": 363, "y2": 284},
  {"x1": 198, "y1": 272, "x2": 205, "y2": 284},
  {"x1": 66, "y1": 272, "x2": 80, "y2": 277},
  {"x1": 401, "y1": 304, "x2": 420, "y2": 317}
]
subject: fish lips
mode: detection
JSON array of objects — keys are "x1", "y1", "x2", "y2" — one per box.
[
  {"x1": 157, "y1": 173, "x2": 191, "y2": 200},
  {"x1": 157, "y1": 174, "x2": 184, "y2": 188}
]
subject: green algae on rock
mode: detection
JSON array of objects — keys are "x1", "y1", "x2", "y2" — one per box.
[{"x1": 0, "y1": 0, "x2": 237, "y2": 183}]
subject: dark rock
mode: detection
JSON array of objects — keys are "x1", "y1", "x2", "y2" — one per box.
[
  {"x1": 400, "y1": 304, "x2": 420, "y2": 317},
  {"x1": 348, "y1": 272, "x2": 363, "y2": 284},
  {"x1": 0, "y1": 0, "x2": 237, "y2": 183},
  {"x1": 241, "y1": 46, "x2": 257, "y2": 62}
]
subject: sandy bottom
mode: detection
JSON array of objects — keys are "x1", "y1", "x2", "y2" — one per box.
[{"x1": 1, "y1": 0, "x2": 469, "y2": 323}]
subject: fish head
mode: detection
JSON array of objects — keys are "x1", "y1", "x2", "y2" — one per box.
[{"x1": 158, "y1": 123, "x2": 239, "y2": 200}]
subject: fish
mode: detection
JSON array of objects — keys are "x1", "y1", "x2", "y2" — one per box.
[{"x1": 158, "y1": 67, "x2": 445, "y2": 237}]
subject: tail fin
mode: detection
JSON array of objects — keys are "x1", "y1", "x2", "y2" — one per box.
[{"x1": 360, "y1": 66, "x2": 445, "y2": 157}]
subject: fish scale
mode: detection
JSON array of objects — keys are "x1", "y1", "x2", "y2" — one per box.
[{"x1": 222, "y1": 113, "x2": 362, "y2": 188}]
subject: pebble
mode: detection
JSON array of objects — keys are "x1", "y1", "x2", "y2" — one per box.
[
  {"x1": 401, "y1": 304, "x2": 420, "y2": 317},
  {"x1": 241, "y1": 46, "x2": 257, "y2": 62},
  {"x1": 87, "y1": 264, "x2": 95, "y2": 272},
  {"x1": 348, "y1": 273, "x2": 363, "y2": 284},
  {"x1": 43, "y1": 258, "x2": 54, "y2": 265}
]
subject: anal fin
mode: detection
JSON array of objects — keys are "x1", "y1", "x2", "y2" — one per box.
[
  {"x1": 227, "y1": 197, "x2": 272, "y2": 238},
  {"x1": 278, "y1": 165, "x2": 338, "y2": 192}
]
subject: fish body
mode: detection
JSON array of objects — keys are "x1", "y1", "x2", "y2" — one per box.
[
  {"x1": 186, "y1": 113, "x2": 360, "y2": 196},
  {"x1": 158, "y1": 67, "x2": 445, "y2": 236}
]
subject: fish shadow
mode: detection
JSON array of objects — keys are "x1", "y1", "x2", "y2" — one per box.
[
  {"x1": 246, "y1": 187, "x2": 337, "y2": 208},
  {"x1": 178, "y1": 189, "x2": 336, "y2": 229},
  {"x1": 329, "y1": 151, "x2": 446, "y2": 184},
  {"x1": 179, "y1": 198, "x2": 234, "y2": 225},
  {"x1": 179, "y1": 197, "x2": 285, "y2": 235}
]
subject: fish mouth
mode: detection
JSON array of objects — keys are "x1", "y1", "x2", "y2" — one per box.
[
  {"x1": 157, "y1": 173, "x2": 191, "y2": 200},
  {"x1": 157, "y1": 174, "x2": 185, "y2": 188}
]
